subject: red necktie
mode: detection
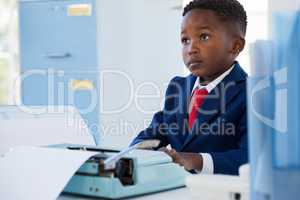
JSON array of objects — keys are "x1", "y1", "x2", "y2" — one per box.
[{"x1": 189, "y1": 88, "x2": 208, "y2": 129}]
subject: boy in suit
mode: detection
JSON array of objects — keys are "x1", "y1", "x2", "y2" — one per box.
[{"x1": 131, "y1": 0, "x2": 248, "y2": 175}]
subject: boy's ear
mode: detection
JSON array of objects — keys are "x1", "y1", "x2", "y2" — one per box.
[{"x1": 230, "y1": 37, "x2": 245, "y2": 55}]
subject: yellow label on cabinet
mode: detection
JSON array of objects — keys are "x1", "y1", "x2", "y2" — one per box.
[
  {"x1": 70, "y1": 80, "x2": 94, "y2": 90},
  {"x1": 67, "y1": 4, "x2": 92, "y2": 16}
]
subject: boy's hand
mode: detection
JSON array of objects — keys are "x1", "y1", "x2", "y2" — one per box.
[{"x1": 159, "y1": 147, "x2": 203, "y2": 171}]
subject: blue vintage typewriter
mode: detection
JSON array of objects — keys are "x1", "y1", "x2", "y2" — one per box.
[{"x1": 57, "y1": 141, "x2": 187, "y2": 199}]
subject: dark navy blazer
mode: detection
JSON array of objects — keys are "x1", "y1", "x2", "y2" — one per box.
[{"x1": 131, "y1": 62, "x2": 248, "y2": 175}]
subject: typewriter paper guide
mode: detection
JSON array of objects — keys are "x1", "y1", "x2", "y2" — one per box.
[{"x1": 0, "y1": 146, "x2": 99, "y2": 200}]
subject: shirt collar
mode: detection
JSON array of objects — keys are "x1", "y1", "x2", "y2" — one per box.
[{"x1": 192, "y1": 64, "x2": 235, "y2": 93}]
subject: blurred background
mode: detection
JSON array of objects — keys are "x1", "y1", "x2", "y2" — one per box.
[
  {"x1": 0, "y1": 0, "x2": 269, "y2": 106},
  {"x1": 3, "y1": 0, "x2": 298, "y2": 149},
  {"x1": 0, "y1": 0, "x2": 19, "y2": 105}
]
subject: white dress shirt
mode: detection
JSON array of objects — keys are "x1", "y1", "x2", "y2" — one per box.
[{"x1": 190, "y1": 65, "x2": 235, "y2": 174}]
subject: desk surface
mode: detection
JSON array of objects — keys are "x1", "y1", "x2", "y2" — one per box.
[{"x1": 58, "y1": 187, "x2": 197, "y2": 200}]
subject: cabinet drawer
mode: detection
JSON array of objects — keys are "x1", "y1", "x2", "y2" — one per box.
[
  {"x1": 21, "y1": 71, "x2": 100, "y2": 133},
  {"x1": 21, "y1": 70, "x2": 99, "y2": 106},
  {"x1": 19, "y1": 0, "x2": 98, "y2": 70}
]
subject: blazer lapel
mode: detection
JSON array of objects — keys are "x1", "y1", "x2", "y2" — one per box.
[{"x1": 180, "y1": 62, "x2": 247, "y2": 151}]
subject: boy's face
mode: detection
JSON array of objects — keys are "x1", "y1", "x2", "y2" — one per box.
[{"x1": 181, "y1": 9, "x2": 243, "y2": 81}]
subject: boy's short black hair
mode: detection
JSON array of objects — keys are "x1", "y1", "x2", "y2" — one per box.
[{"x1": 183, "y1": 0, "x2": 247, "y2": 36}]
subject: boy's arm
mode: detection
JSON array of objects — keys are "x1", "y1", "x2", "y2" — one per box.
[
  {"x1": 162, "y1": 111, "x2": 248, "y2": 175},
  {"x1": 129, "y1": 110, "x2": 169, "y2": 148},
  {"x1": 130, "y1": 77, "x2": 181, "y2": 148},
  {"x1": 210, "y1": 111, "x2": 248, "y2": 175}
]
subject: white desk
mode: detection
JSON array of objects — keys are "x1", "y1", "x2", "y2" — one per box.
[{"x1": 59, "y1": 187, "x2": 197, "y2": 200}]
